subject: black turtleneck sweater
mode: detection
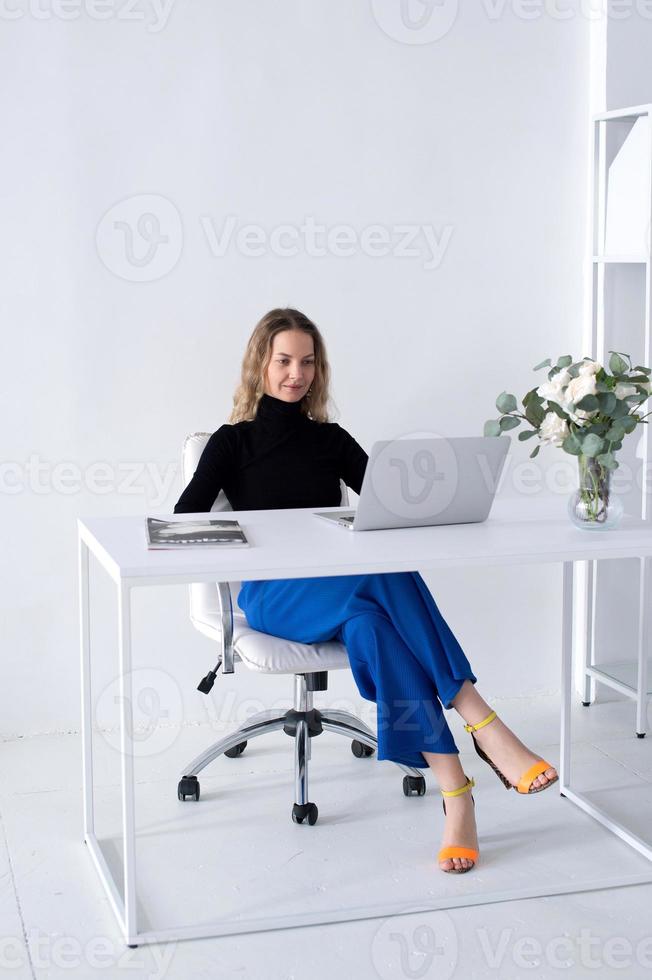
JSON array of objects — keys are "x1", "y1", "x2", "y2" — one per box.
[{"x1": 173, "y1": 392, "x2": 369, "y2": 513}]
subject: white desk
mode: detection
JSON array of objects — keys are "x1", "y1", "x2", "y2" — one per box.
[{"x1": 78, "y1": 501, "x2": 652, "y2": 946}]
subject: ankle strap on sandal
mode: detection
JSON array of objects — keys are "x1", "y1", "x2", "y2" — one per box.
[
  {"x1": 463, "y1": 709, "x2": 497, "y2": 734},
  {"x1": 440, "y1": 775, "x2": 475, "y2": 798}
]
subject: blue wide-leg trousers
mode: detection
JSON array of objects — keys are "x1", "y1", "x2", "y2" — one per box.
[{"x1": 237, "y1": 571, "x2": 477, "y2": 769}]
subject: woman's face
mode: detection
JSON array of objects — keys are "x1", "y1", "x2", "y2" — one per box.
[{"x1": 264, "y1": 330, "x2": 316, "y2": 402}]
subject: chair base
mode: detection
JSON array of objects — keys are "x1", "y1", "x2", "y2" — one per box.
[{"x1": 178, "y1": 672, "x2": 427, "y2": 823}]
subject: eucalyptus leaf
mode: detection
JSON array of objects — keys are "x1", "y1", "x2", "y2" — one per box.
[
  {"x1": 522, "y1": 388, "x2": 542, "y2": 406},
  {"x1": 518, "y1": 429, "x2": 537, "y2": 441},
  {"x1": 597, "y1": 391, "x2": 616, "y2": 414},
  {"x1": 496, "y1": 391, "x2": 517, "y2": 414},
  {"x1": 562, "y1": 432, "x2": 582, "y2": 456},
  {"x1": 484, "y1": 419, "x2": 501, "y2": 437},
  {"x1": 596, "y1": 452, "x2": 618, "y2": 470},
  {"x1": 556, "y1": 355, "x2": 572, "y2": 368},
  {"x1": 547, "y1": 401, "x2": 568, "y2": 419},
  {"x1": 634, "y1": 365, "x2": 651, "y2": 375},
  {"x1": 575, "y1": 394, "x2": 599, "y2": 411},
  {"x1": 611, "y1": 399, "x2": 630, "y2": 419},
  {"x1": 530, "y1": 444, "x2": 540, "y2": 458},
  {"x1": 609, "y1": 349, "x2": 632, "y2": 367},
  {"x1": 499, "y1": 415, "x2": 521, "y2": 431},
  {"x1": 606, "y1": 423, "x2": 626, "y2": 441},
  {"x1": 621, "y1": 415, "x2": 639, "y2": 433},
  {"x1": 524, "y1": 401, "x2": 545, "y2": 427},
  {"x1": 533, "y1": 358, "x2": 551, "y2": 371},
  {"x1": 609, "y1": 352, "x2": 628, "y2": 375},
  {"x1": 581, "y1": 433, "x2": 604, "y2": 457}
]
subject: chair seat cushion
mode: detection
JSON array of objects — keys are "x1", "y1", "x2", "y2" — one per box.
[{"x1": 190, "y1": 609, "x2": 351, "y2": 674}]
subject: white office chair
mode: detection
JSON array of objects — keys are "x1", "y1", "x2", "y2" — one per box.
[{"x1": 177, "y1": 431, "x2": 427, "y2": 825}]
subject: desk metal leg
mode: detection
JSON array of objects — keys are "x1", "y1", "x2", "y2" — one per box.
[
  {"x1": 560, "y1": 561, "x2": 573, "y2": 788},
  {"x1": 560, "y1": 561, "x2": 652, "y2": 862},
  {"x1": 80, "y1": 543, "x2": 128, "y2": 938},
  {"x1": 581, "y1": 560, "x2": 596, "y2": 705},
  {"x1": 117, "y1": 581, "x2": 138, "y2": 944},
  {"x1": 79, "y1": 534, "x2": 139, "y2": 945},
  {"x1": 79, "y1": 538, "x2": 94, "y2": 840},
  {"x1": 636, "y1": 557, "x2": 650, "y2": 738}
]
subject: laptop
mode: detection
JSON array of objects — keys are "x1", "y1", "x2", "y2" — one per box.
[{"x1": 314, "y1": 435, "x2": 510, "y2": 531}]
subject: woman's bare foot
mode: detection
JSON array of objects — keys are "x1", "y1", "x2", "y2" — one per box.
[
  {"x1": 471, "y1": 715, "x2": 557, "y2": 790},
  {"x1": 421, "y1": 751, "x2": 479, "y2": 872},
  {"x1": 451, "y1": 682, "x2": 556, "y2": 790},
  {"x1": 438, "y1": 785, "x2": 478, "y2": 872}
]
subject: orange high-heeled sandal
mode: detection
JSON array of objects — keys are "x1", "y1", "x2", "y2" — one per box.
[
  {"x1": 438, "y1": 774, "x2": 478, "y2": 874},
  {"x1": 464, "y1": 710, "x2": 558, "y2": 794}
]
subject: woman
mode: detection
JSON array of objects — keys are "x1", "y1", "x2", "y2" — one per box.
[{"x1": 174, "y1": 308, "x2": 558, "y2": 874}]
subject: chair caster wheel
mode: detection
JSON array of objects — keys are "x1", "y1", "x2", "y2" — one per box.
[
  {"x1": 224, "y1": 740, "x2": 247, "y2": 758},
  {"x1": 177, "y1": 776, "x2": 200, "y2": 801},
  {"x1": 351, "y1": 739, "x2": 375, "y2": 758},
  {"x1": 581, "y1": 701, "x2": 591, "y2": 707},
  {"x1": 637, "y1": 732, "x2": 646, "y2": 738},
  {"x1": 292, "y1": 802, "x2": 318, "y2": 825},
  {"x1": 403, "y1": 775, "x2": 426, "y2": 797}
]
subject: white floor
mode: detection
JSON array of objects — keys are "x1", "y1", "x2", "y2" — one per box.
[{"x1": 2, "y1": 695, "x2": 652, "y2": 980}]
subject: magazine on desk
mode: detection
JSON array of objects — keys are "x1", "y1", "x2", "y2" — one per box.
[{"x1": 145, "y1": 517, "x2": 250, "y2": 550}]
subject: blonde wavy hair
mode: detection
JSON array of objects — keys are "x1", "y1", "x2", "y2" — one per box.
[{"x1": 228, "y1": 308, "x2": 333, "y2": 424}]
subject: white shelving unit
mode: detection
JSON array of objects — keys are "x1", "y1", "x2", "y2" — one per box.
[{"x1": 582, "y1": 103, "x2": 652, "y2": 736}]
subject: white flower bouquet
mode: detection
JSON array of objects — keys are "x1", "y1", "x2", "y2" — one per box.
[{"x1": 485, "y1": 352, "x2": 652, "y2": 528}]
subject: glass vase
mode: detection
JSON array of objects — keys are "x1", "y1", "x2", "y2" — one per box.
[{"x1": 567, "y1": 455, "x2": 623, "y2": 530}]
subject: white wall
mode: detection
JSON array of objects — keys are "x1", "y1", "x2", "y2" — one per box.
[
  {"x1": 607, "y1": 0, "x2": 652, "y2": 110},
  {"x1": 2, "y1": 1, "x2": 591, "y2": 738}
]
